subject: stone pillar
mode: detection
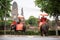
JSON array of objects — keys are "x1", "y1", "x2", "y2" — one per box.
[
  {"x1": 11, "y1": 1, "x2": 18, "y2": 22},
  {"x1": 21, "y1": 8, "x2": 25, "y2": 23}
]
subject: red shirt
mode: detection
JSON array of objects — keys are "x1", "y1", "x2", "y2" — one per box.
[{"x1": 40, "y1": 17, "x2": 47, "y2": 22}]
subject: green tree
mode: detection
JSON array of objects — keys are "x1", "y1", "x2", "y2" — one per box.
[
  {"x1": 35, "y1": 0, "x2": 60, "y2": 16},
  {"x1": 28, "y1": 16, "x2": 38, "y2": 26},
  {"x1": 0, "y1": 0, "x2": 12, "y2": 21},
  {"x1": 35, "y1": 0, "x2": 60, "y2": 21},
  {"x1": 0, "y1": 0, "x2": 12, "y2": 30},
  {"x1": 35, "y1": 0, "x2": 60, "y2": 35}
]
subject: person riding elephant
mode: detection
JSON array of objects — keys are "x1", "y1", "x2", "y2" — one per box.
[{"x1": 38, "y1": 16, "x2": 49, "y2": 36}]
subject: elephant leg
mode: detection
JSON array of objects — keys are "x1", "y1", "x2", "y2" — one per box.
[
  {"x1": 44, "y1": 29, "x2": 48, "y2": 36},
  {"x1": 40, "y1": 28, "x2": 44, "y2": 36}
]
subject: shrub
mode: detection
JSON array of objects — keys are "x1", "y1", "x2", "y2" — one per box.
[{"x1": 0, "y1": 30, "x2": 60, "y2": 35}]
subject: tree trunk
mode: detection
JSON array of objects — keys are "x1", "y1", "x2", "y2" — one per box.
[
  {"x1": 0, "y1": 14, "x2": 4, "y2": 30},
  {"x1": 55, "y1": 15, "x2": 58, "y2": 36}
]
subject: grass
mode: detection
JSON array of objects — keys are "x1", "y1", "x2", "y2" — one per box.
[{"x1": 0, "y1": 30, "x2": 60, "y2": 36}]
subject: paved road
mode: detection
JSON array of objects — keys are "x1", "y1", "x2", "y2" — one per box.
[{"x1": 0, "y1": 35, "x2": 60, "y2": 40}]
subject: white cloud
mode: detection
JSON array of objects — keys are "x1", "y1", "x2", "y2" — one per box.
[
  {"x1": 12, "y1": 0, "x2": 40, "y2": 19},
  {"x1": 11, "y1": 0, "x2": 54, "y2": 21}
]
